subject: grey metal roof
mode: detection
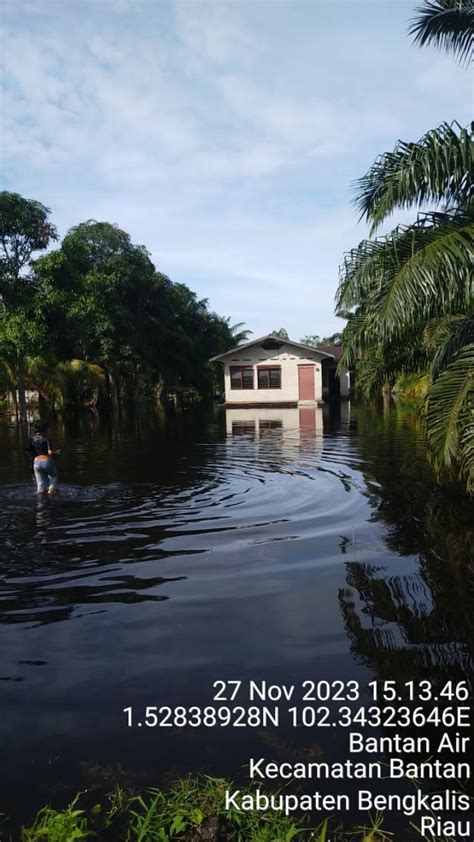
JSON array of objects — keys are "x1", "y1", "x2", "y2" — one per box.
[{"x1": 210, "y1": 334, "x2": 335, "y2": 362}]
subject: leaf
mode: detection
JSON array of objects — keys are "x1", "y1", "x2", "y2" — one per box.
[
  {"x1": 190, "y1": 808, "x2": 204, "y2": 826},
  {"x1": 353, "y1": 122, "x2": 473, "y2": 232},
  {"x1": 170, "y1": 814, "x2": 187, "y2": 835},
  {"x1": 426, "y1": 343, "x2": 474, "y2": 486},
  {"x1": 409, "y1": 0, "x2": 474, "y2": 65}
]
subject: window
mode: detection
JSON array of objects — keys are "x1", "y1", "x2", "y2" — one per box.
[
  {"x1": 259, "y1": 420, "x2": 283, "y2": 431},
  {"x1": 230, "y1": 366, "x2": 254, "y2": 390},
  {"x1": 232, "y1": 421, "x2": 256, "y2": 435},
  {"x1": 257, "y1": 367, "x2": 281, "y2": 389}
]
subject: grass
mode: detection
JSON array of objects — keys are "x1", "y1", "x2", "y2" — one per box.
[
  {"x1": 18, "y1": 795, "x2": 91, "y2": 841},
  {"x1": 9, "y1": 777, "x2": 457, "y2": 842}
]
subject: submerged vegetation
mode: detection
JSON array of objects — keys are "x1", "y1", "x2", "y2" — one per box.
[{"x1": 337, "y1": 0, "x2": 473, "y2": 493}]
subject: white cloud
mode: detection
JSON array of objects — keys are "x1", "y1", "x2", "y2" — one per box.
[{"x1": 1, "y1": 0, "x2": 470, "y2": 337}]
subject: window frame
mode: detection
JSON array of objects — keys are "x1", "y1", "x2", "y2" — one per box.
[
  {"x1": 257, "y1": 366, "x2": 282, "y2": 390},
  {"x1": 230, "y1": 365, "x2": 254, "y2": 390}
]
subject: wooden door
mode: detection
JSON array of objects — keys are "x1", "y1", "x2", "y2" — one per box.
[
  {"x1": 299, "y1": 407, "x2": 316, "y2": 430},
  {"x1": 298, "y1": 365, "x2": 315, "y2": 401}
]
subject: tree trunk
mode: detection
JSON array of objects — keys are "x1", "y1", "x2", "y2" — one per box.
[
  {"x1": 18, "y1": 377, "x2": 28, "y2": 424},
  {"x1": 11, "y1": 389, "x2": 19, "y2": 423},
  {"x1": 109, "y1": 370, "x2": 120, "y2": 413},
  {"x1": 38, "y1": 392, "x2": 51, "y2": 419}
]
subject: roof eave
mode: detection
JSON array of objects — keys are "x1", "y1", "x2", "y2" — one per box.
[{"x1": 209, "y1": 335, "x2": 335, "y2": 362}]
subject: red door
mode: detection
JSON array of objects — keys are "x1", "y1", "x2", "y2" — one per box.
[
  {"x1": 298, "y1": 365, "x2": 315, "y2": 401},
  {"x1": 299, "y1": 407, "x2": 316, "y2": 430}
]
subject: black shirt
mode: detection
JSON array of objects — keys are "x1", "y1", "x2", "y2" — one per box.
[{"x1": 27, "y1": 434, "x2": 53, "y2": 459}]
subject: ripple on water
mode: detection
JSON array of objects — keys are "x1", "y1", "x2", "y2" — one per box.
[{"x1": 0, "y1": 429, "x2": 372, "y2": 625}]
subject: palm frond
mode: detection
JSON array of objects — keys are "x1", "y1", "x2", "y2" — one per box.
[
  {"x1": 337, "y1": 313, "x2": 367, "y2": 370},
  {"x1": 59, "y1": 359, "x2": 106, "y2": 390},
  {"x1": 336, "y1": 239, "x2": 386, "y2": 311},
  {"x1": 24, "y1": 356, "x2": 65, "y2": 404},
  {"x1": 0, "y1": 359, "x2": 17, "y2": 411},
  {"x1": 460, "y1": 410, "x2": 474, "y2": 492},
  {"x1": 423, "y1": 313, "x2": 467, "y2": 348},
  {"x1": 353, "y1": 349, "x2": 390, "y2": 399},
  {"x1": 354, "y1": 122, "x2": 473, "y2": 233},
  {"x1": 409, "y1": 0, "x2": 474, "y2": 66},
  {"x1": 425, "y1": 313, "x2": 474, "y2": 377},
  {"x1": 337, "y1": 210, "x2": 473, "y2": 343},
  {"x1": 425, "y1": 343, "x2": 474, "y2": 487},
  {"x1": 367, "y1": 213, "x2": 474, "y2": 337}
]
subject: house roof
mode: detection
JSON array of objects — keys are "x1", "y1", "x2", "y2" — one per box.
[
  {"x1": 317, "y1": 345, "x2": 343, "y2": 360},
  {"x1": 210, "y1": 335, "x2": 335, "y2": 362}
]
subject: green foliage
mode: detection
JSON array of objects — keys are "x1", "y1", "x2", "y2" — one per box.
[
  {"x1": 353, "y1": 122, "x2": 472, "y2": 234},
  {"x1": 225, "y1": 319, "x2": 253, "y2": 345},
  {"x1": 0, "y1": 208, "x2": 235, "y2": 413},
  {"x1": 337, "y1": 114, "x2": 473, "y2": 492},
  {"x1": 300, "y1": 333, "x2": 343, "y2": 348},
  {"x1": 125, "y1": 776, "x2": 306, "y2": 842},
  {"x1": 17, "y1": 781, "x2": 341, "y2": 842},
  {"x1": 17, "y1": 777, "x2": 458, "y2": 842},
  {"x1": 393, "y1": 371, "x2": 430, "y2": 401},
  {"x1": 271, "y1": 328, "x2": 290, "y2": 339},
  {"x1": 337, "y1": 210, "x2": 473, "y2": 336},
  {"x1": 409, "y1": 0, "x2": 474, "y2": 65},
  {"x1": 20, "y1": 796, "x2": 91, "y2": 841},
  {"x1": 425, "y1": 343, "x2": 474, "y2": 490},
  {"x1": 0, "y1": 191, "x2": 57, "y2": 305}
]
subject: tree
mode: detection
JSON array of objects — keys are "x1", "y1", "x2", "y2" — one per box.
[
  {"x1": 301, "y1": 333, "x2": 343, "y2": 348},
  {"x1": 271, "y1": 328, "x2": 289, "y2": 339},
  {"x1": 300, "y1": 335, "x2": 321, "y2": 347},
  {"x1": 337, "y1": 120, "x2": 473, "y2": 491},
  {"x1": 0, "y1": 199, "x2": 239, "y2": 417},
  {"x1": 225, "y1": 320, "x2": 253, "y2": 345},
  {"x1": 409, "y1": 0, "x2": 474, "y2": 65},
  {"x1": 30, "y1": 219, "x2": 234, "y2": 411},
  {"x1": 0, "y1": 191, "x2": 57, "y2": 305},
  {"x1": 0, "y1": 192, "x2": 57, "y2": 421},
  {"x1": 38, "y1": 220, "x2": 159, "y2": 410}
]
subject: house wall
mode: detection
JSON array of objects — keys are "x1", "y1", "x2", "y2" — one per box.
[
  {"x1": 222, "y1": 342, "x2": 326, "y2": 404},
  {"x1": 225, "y1": 407, "x2": 323, "y2": 438}
]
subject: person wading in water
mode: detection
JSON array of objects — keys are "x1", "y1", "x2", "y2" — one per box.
[{"x1": 27, "y1": 420, "x2": 60, "y2": 495}]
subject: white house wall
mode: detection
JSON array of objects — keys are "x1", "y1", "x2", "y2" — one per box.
[
  {"x1": 225, "y1": 407, "x2": 323, "y2": 439},
  {"x1": 222, "y1": 342, "x2": 325, "y2": 404},
  {"x1": 339, "y1": 365, "x2": 350, "y2": 397}
]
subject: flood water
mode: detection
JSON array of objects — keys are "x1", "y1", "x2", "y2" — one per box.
[{"x1": 1, "y1": 403, "x2": 473, "y2": 837}]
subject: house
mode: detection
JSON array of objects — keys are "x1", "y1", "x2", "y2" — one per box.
[
  {"x1": 225, "y1": 406, "x2": 323, "y2": 437},
  {"x1": 210, "y1": 335, "x2": 350, "y2": 407}
]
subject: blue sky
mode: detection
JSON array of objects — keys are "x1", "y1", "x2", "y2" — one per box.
[{"x1": 1, "y1": 0, "x2": 471, "y2": 339}]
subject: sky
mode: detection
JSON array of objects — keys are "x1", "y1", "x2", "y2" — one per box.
[{"x1": 1, "y1": 0, "x2": 471, "y2": 340}]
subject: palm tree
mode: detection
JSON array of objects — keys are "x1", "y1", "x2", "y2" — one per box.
[
  {"x1": 409, "y1": 0, "x2": 474, "y2": 66},
  {"x1": 0, "y1": 359, "x2": 17, "y2": 418},
  {"x1": 337, "y1": 121, "x2": 474, "y2": 491},
  {"x1": 225, "y1": 319, "x2": 253, "y2": 345},
  {"x1": 0, "y1": 356, "x2": 106, "y2": 416}
]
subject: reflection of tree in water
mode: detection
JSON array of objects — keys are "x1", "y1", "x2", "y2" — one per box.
[
  {"x1": 339, "y1": 406, "x2": 474, "y2": 685},
  {"x1": 0, "y1": 573, "x2": 186, "y2": 626},
  {"x1": 338, "y1": 407, "x2": 474, "y2": 799}
]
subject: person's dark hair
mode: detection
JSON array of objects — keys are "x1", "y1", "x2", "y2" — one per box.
[{"x1": 34, "y1": 419, "x2": 49, "y2": 434}]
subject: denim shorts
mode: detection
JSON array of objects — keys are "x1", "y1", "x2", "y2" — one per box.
[{"x1": 33, "y1": 458, "x2": 59, "y2": 493}]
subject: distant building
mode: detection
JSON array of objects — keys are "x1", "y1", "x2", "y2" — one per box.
[{"x1": 210, "y1": 335, "x2": 350, "y2": 407}]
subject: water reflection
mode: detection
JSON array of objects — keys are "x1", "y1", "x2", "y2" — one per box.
[
  {"x1": 1, "y1": 404, "x2": 473, "y2": 830},
  {"x1": 225, "y1": 406, "x2": 324, "y2": 436},
  {"x1": 339, "y1": 406, "x2": 474, "y2": 681}
]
